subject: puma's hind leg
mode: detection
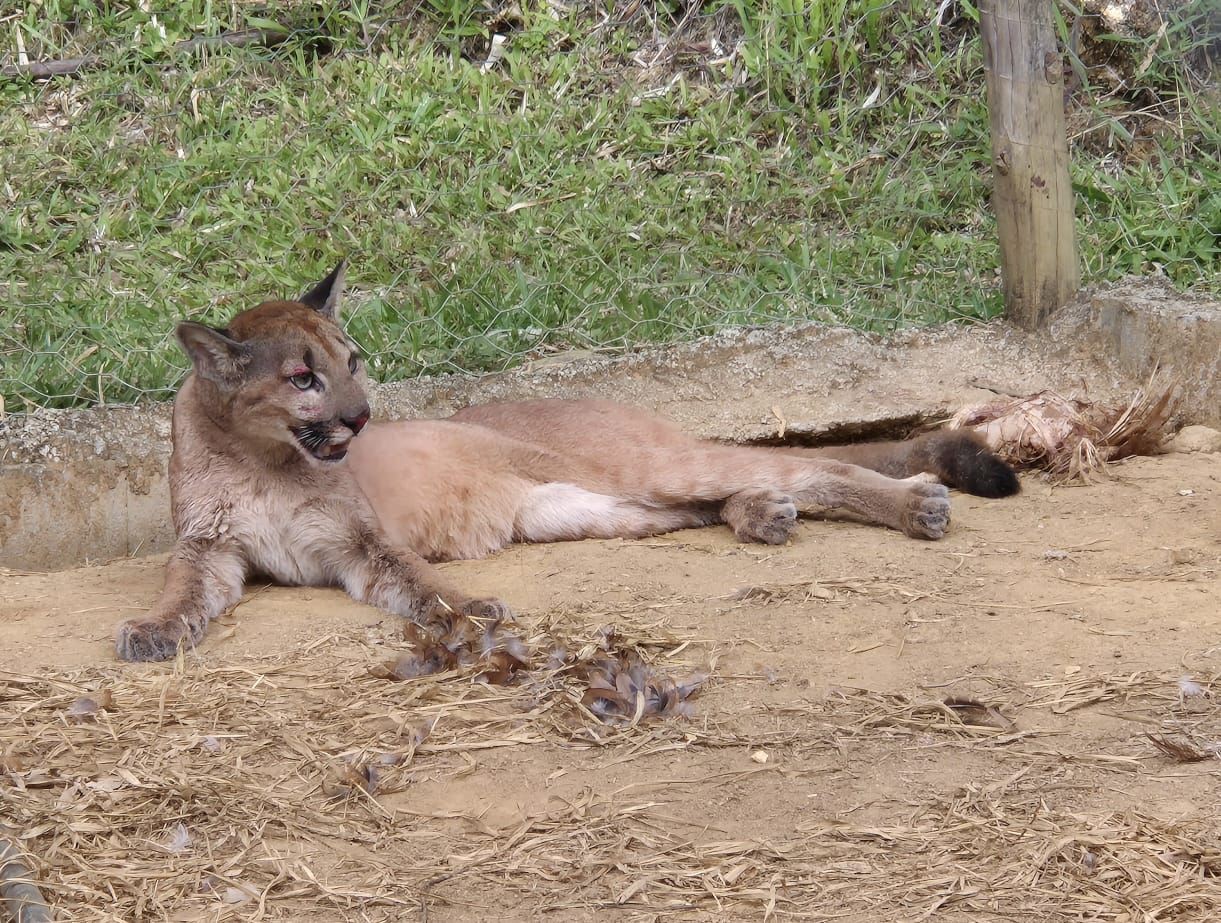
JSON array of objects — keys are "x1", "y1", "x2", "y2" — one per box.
[
  {"x1": 721, "y1": 474, "x2": 949, "y2": 543},
  {"x1": 783, "y1": 459, "x2": 952, "y2": 540},
  {"x1": 642, "y1": 448, "x2": 954, "y2": 541}
]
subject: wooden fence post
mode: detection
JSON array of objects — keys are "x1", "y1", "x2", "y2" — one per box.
[{"x1": 979, "y1": 0, "x2": 1080, "y2": 329}]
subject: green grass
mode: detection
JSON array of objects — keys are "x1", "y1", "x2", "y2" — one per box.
[{"x1": 0, "y1": 0, "x2": 1216, "y2": 409}]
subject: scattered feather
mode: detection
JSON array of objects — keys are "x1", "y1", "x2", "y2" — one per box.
[
  {"x1": 222, "y1": 886, "x2": 253, "y2": 904},
  {"x1": 0, "y1": 754, "x2": 27, "y2": 773},
  {"x1": 374, "y1": 612, "x2": 531, "y2": 685},
  {"x1": 156, "y1": 823, "x2": 191, "y2": 854},
  {"x1": 65, "y1": 689, "x2": 113, "y2": 721},
  {"x1": 1178, "y1": 677, "x2": 1208, "y2": 699},
  {"x1": 324, "y1": 762, "x2": 378, "y2": 798},
  {"x1": 732, "y1": 585, "x2": 774, "y2": 602},
  {"x1": 406, "y1": 718, "x2": 438, "y2": 749},
  {"x1": 475, "y1": 620, "x2": 530, "y2": 685},
  {"x1": 577, "y1": 650, "x2": 706, "y2": 723},
  {"x1": 543, "y1": 646, "x2": 570, "y2": 671},
  {"x1": 370, "y1": 648, "x2": 454, "y2": 681}
]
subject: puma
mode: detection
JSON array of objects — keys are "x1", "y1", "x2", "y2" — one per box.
[{"x1": 115, "y1": 263, "x2": 1019, "y2": 661}]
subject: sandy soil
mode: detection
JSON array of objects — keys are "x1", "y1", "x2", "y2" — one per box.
[{"x1": 1, "y1": 452, "x2": 1219, "y2": 921}]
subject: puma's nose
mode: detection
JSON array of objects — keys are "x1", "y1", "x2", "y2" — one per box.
[{"x1": 343, "y1": 409, "x2": 370, "y2": 435}]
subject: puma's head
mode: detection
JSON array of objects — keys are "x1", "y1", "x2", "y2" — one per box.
[{"x1": 176, "y1": 262, "x2": 372, "y2": 464}]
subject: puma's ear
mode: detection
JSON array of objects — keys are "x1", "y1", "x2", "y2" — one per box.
[
  {"x1": 175, "y1": 322, "x2": 250, "y2": 386},
  {"x1": 299, "y1": 260, "x2": 347, "y2": 321}
]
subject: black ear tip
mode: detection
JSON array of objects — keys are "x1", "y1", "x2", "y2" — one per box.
[
  {"x1": 300, "y1": 260, "x2": 348, "y2": 314},
  {"x1": 325, "y1": 259, "x2": 348, "y2": 281},
  {"x1": 174, "y1": 320, "x2": 206, "y2": 342}
]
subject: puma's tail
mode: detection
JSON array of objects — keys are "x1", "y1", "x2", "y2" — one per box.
[{"x1": 796, "y1": 431, "x2": 1020, "y2": 498}]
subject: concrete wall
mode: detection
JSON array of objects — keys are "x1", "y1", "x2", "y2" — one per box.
[
  {"x1": 2, "y1": 279, "x2": 1217, "y2": 571},
  {"x1": 1063, "y1": 280, "x2": 1219, "y2": 419}
]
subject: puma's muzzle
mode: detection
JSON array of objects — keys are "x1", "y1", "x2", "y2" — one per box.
[{"x1": 291, "y1": 403, "x2": 371, "y2": 463}]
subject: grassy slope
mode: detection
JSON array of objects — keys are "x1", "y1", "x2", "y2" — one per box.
[{"x1": 0, "y1": 1, "x2": 1216, "y2": 409}]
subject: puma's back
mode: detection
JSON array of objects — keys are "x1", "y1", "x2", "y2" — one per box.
[{"x1": 449, "y1": 399, "x2": 1020, "y2": 499}]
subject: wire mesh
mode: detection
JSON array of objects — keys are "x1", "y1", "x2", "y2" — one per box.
[{"x1": 0, "y1": 1, "x2": 1215, "y2": 413}]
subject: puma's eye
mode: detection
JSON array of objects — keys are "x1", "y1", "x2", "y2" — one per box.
[
  {"x1": 348, "y1": 353, "x2": 359, "y2": 374},
  {"x1": 289, "y1": 372, "x2": 316, "y2": 390}
]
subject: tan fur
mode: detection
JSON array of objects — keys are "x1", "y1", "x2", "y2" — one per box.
[
  {"x1": 347, "y1": 400, "x2": 955, "y2": 562},
  {"x1": 117, "y1": 265, "x2": 1013, "y2": 661}
]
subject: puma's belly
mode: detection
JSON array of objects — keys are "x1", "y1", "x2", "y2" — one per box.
[{"x1": 346, "y1": 421, "x2": 530, "y2": 561}]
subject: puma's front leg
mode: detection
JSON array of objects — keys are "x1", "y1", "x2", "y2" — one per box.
[
  {"x1": 116, "y1": 539, "x2": 246, "y2": 661},
  {"x1": 340, "y1": 526, "x2": 513, "y2": 627}
]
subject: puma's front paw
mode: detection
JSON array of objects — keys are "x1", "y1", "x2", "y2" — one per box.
[
  {"x1": 900, "y1": 483, "x2": 951, "y2": 540},
  {"x1": 419, "y1": 594, "x2": 516, "y2": 628},
  {"x1": 458, "y1": 597, "x2": 515, "y2": 623},
  {"x1": 115, "y1": 614, "x2": 205, "y2": 662}
]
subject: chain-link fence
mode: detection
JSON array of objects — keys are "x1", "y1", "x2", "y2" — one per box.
[{"x1": 0, "y1": 1, "x2": 1216, "y2": 413}]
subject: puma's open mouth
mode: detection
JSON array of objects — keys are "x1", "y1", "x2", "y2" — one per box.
[
  {"x1": 312, "y1": 440, "x2": 350, "y2": 462},
  {"x1": 292, "y1": 425, "x2": 350, "y2": 463}
]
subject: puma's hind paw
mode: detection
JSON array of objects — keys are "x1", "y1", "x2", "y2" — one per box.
[
  {"x1": 900, "y1": 482, "x2": 951, "y2": 540},
  {"x1": 115, "y1": 614, "x2": 206, "y2": 662},
  {"x1": 724, "y1": 489, "x2": 799, "y2": 545}
]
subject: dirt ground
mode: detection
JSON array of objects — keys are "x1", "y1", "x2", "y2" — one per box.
[{"x1": 1, "y1": 452, "x2": 1219, "y2": 921}]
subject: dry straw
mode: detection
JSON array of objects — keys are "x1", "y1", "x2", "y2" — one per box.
[
  {"x1": 2, "y1": 611, "x2": 1218, "y2": 919},
  {"x1": 948, "y1": 372, "x2": 1179, "y2": 482}
]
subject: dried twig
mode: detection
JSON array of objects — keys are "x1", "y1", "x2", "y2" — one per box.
[
  {"x1": 0, "y1": 828, "x2": 52, "y2": 923},
  {"x1": 1, "y1": 27, "x2": 296, "y2": 81}
]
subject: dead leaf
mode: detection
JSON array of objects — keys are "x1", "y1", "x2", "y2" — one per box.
[
  {"x1": 1145, "y1": 733, "x2": 1213, "y2": 763},
  {"x1": 324, "y1": 762, "x2": 378, "y2": 797},
  {"x1": 943, "y1": 697, "x2": 1014, "y2": 730}
]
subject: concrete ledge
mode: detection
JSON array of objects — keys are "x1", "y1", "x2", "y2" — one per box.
[
  {"x1": 1050, "y1": 278, "x2": 1219, "y2": 423},
  {"x1": 3, "y1": 279, "x2": 1218, "y2": 571}
]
